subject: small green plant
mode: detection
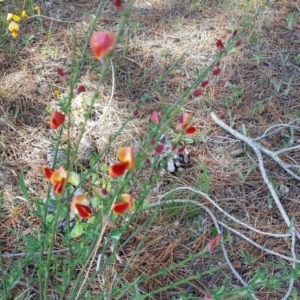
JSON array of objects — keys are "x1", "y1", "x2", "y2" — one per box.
[
  {"x1": 285, "y1": 12, "x2": 297, "y2": 30},
  {"x1": 195, "y1": 160, "x2": 211, "y2": 193},
  {"x1": 281, "y1": 126, "x2": 295, "y2": 147},
  {"x1": 236, "y1": 163, "x2": 255, "y2": 183},
  {"x1": 241, "y1": 250, "x2": 257, "y2": 266},
  {"x1": 251, "y1": 101, "x2": 265, "y2": 116},
  {"x1": 252, "y1": 51, "x2": 264, "y2": 64},
  {"x1": 279, "y1": 51, "x2": 289, "y2": 66},
  {"x1": 293, "y1": 53, "x2": 300, "y2": 64}
]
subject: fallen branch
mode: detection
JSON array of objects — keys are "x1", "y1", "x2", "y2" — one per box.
[{"x1": 210, "y1": 112, "x2": 300, "y2": 241}]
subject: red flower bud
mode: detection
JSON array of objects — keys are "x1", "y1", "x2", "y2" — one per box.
[
  {"x1": 216, "y1": 39, "x2": 224, "y2": 51},
  {"x1": 155, "y1": 144, "x2": 164, "y2": 154},
  {"x1": 193, "y1": 89, "x2": 202, "y2": 97},
  {"x1": 200, "y1": 80, "x2": 209, "y2": 88},
  {"x1": 235, "y1": 40, "x2": 242, "y2": 47},
  {"x1": 132, "y1": 110, "x2": 139, "y2": 117},
  {"x1": 212, "y1": 67, "x2": 221, "y2": 75},
  {"x1": 113, "y1": 0, "x2": 123, "y2": 11},
  {"x1": 56, "y1": 67, "x2": 67, "y2": 81},
  {"x1": 76, "y1": 85, "x2": 85, "y2": 95}
]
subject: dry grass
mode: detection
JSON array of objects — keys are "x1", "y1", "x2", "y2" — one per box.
[{"x1": 1, "y1": 0, "x2": 300, "y2": 299}]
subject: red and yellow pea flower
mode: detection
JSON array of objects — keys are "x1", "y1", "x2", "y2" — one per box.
[
  {"x1": 70, "y1": 194, "x2": 93, "y2": 219},
  {"x1": 50, "y1": 111, "x2": 65, "y2": 129},
  {"x1": 109, "y1": 147, "x2": 135, "y2": 177},
  {"x1": 90, "y1": 31, "x2": 115, "y2": 60},
  {"x1": 112, "y1": 194, "x2": 134, "y2": 215},
  {"x1": 177, "y1": 113, "x2": 197, "y2": 135},
  {"x1": 43, "y1": 166, "x2": 80, "y2": 195}
]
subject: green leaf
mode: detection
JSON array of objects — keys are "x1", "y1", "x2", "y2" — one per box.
[
  {"x1": 71, "y1": 222, "x2": 83, "y2": 238},
  {"x1": 183, "y1": 137, "x2": 194, "y2": 144},
  {"x1": 46, "y1": 214, "x2": 54, "y2": 226},
  {"x1": 92, "y1": 186, "x2": 102, "y2": 198},
  {"x1": 141, "y1": 200, "x2": 150, "y2": 210},
  {"x1": 210, "y1": 227, "x2": 218, "y2": 236},
  {"x1": 111, "y1": 228, "x2": 123, "y2": 244},
  {"x1": 68, "y1": 171, "x2": 80, "y2": 186},
  {"x1": 91, "y1": 196, "x2": 100, "y2": 208},
  {"x1": 241, "y1": 124, "x2": 247, "y2": 136},
  {"x1": 100, "y1": 164, "x2": 108, "y2": 173},
  {"x1": 19, "y1": 169, "x2": 29, "y2": 202},
  {"x1": 289, "y1": 216, "x2": 296, "y2": 232}
]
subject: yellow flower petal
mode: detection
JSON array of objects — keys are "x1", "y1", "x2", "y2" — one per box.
[
  {"x1": 7, "y1": 13, "x2": 13, "y2": 22},
  {"x1": 21, "y1": 10, "x2": 28, "y2": 19},
  {"x1": 12, "y1": 14, "x2": 20, "y2": 22},
  {"x1": 34, "y1": 5, "x2": 41, "y2": 15},
  {"x1": 53, "y1": 90, "x2": 60, "y2": 98},
  {"x1": 8, "y1": 21, "x2": 19, "y2": 32},
  {"x1": 116, "y1": 147, "x2": 135, "y2": 169},
  {"x1": 11, "y1": 30, "x2": 18, "y2": 38}
]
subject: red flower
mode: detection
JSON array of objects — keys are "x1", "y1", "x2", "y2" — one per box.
[
  {"x1": 151, "y1": 111, "x2": 160, "y2": 124},
  {"x1": 112, "y1": 201, "x2": 129, "y2": 215},
  {"x1": 108, "y1": 147, "x2": 135, "y2": 177},
  {"x1": 132, "y1": 110, "x2": 139, "y2": 117},
  {"x1": 76, "y1": 85, "x2": 85, "y2": 95},
  {"x1": 155, "y1": 144, "x2": 164, "y2": 154},
  {"x1": 71, "y1": 194, "x2": 92, "y2": 219},
  {"x1": 207, "y1": 233, "x2": 223, "y2": 253},
  {"x1": 193, "y1": 89, "x2": 202, "y2": 97},
  {"x1": 43, "y1": 166, "x2": 80, "y2": 195},
  {"x1": 113, "y1": 0, "x2": 123, "y2": 11},
  {"x1": 117, "y1": 147, "x2": 135, "y2": 169},
  {"x1": 90, "y1": 32, "x2": 115, "y2": 60},
  {"x1": 177, "y1": 145, "x2": 186, "y2": 153},
  {"x1": 121, "y1": 194, "x2": 134, "y2": 212},
  {"x1": 235, "y1": 40, "x2": 242, "y2": 47},
  {"x1": 50, "y1": 111, "x2": 65, "y2": 130},
  {"x1": 200, "y1": 80, "x2": 209, "y2": 87},
  {"x1": 185, "y1": 126, "x2": 197, "y2": 134},
  {"x1": 216, "y1": 39, "x2": 224, "y2": 51},
  {"x1": 177, "y1": 113, "x2": 197, "y2": 135},
  {"x1": 56, "y1": 67, "x2": 67, "y2": 80},
  {"x1": 108, "y1": 162, "x2": 129, "y2": 177},
  {"x1": 212, "y1": 67, "x2": 221, "y2": 75},
  {"x1": 43, "y1": 166, "x2": 67, "y2": 195}
]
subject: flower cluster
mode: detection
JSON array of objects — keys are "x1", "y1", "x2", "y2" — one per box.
[
  {"x1": 193, "y1": 31, "x2": 242, "y2": 97},
  {"x1": 43, "y1": 28, "x2": 198, "y2": 231},
  {"x1": 6, "y1": 11, "x2": 27, "y2": 38},
  {"x1": 6, "y1": 6, "x2": 41, "y2": 38}
]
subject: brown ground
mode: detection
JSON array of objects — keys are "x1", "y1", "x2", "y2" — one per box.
[{"x1": 1, "y1": 0, "x2": 300, "y2": 299}]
